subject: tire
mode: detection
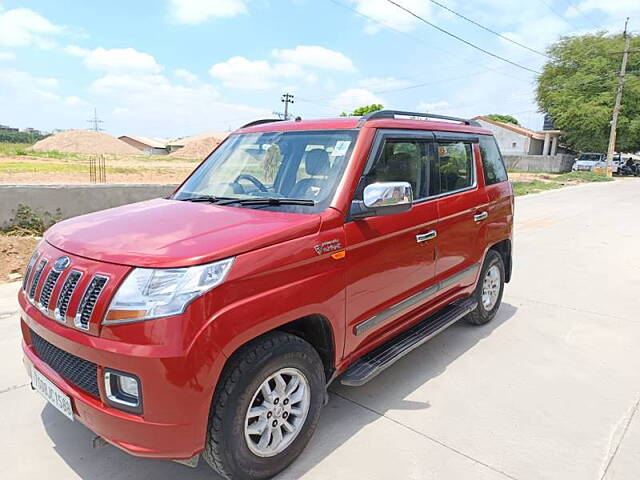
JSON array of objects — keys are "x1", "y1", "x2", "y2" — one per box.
[
  {"x1": 465, "y1": 250, "x2": 505, "y2": 325},
  {"x1": 203, "y1": 331, "x2": 325, "y2": 480}
]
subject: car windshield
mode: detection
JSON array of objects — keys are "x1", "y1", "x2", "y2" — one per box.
[
  {"x1": 174, "y1": 129, "x2": 358, "y2": 213},
  {"x1": 578, "y1": 154, "x2": 602, "y2": 162}
]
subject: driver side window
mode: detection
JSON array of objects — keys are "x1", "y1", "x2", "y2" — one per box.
[{"x1": 364, "y1": 140, "x2": 421, "y2": 195}]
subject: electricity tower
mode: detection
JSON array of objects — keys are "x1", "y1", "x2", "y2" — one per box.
[{"x1": 87, "y1": 108, "x2": 104, "y2": 132}]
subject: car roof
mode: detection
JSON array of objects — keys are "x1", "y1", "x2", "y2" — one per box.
[{"x1": 236, "y1": 116, "x2": 492, "y2": 136}]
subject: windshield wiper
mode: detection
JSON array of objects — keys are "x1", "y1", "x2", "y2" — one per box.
[
  {"x1": 175, "y1": 195, "x2": 236, "y2": 203},
  {"x1": 216, "y1": 197, "x2": 316, "y2": 207}
]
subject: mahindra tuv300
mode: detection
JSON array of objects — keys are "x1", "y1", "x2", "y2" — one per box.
[{"x1": 19, "y1": 110, "x2": 513, "y2": 479}]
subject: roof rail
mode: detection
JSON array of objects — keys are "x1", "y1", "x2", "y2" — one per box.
[
  {"x1": 357, "y1": 110, "x2": 481, "y2": 127},
  {"x1": 240, "y1": 118, "x2": 285, "y2": 129}
]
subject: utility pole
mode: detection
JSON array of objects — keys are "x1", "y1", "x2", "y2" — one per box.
[
  {"x1": 605, "y1": 18, "x2": 631, "y2": 176},
  {"x1": 281, "y1": 93, "x2": 294, "y2": 120},
  {"x1": 87, "y1": 108, "x2": 104, "y2": 132}
]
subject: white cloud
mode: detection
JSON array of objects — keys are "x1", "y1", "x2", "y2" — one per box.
[
  {"x1": 209, "y1": 56, "x2": 313, "y2": 90},
  {"x1": 0, "y1": 8, "x2": 62, "y2": 49},
  {"x1": 89, "y1": 71, "x2": 270, "y2": 136},
  {"x1": 0, "y1": 51, "x2": 15, "y2": 61},
  {"x1": 0, "y1": 68, "x2": 85, "y2": 106},
  {"x1": 210, "y1": 46, "x2": 353, "y2": 90},
  {"x1": 174, "y1": 68, "x2": 198, "y2": 83},
  {"x1": 417, "y1": 100, "x2": 450, "y2": 112},
  {"x1": 168, "y1": 0, "x2": 248, "y2": 24},
  {"x1": 65, "y1": 46, "x2": 162, "y2": 73},
  {"x1": 573, "y1": 0, "x2": 640, "y2": 17},
  {"x1": 64, "y1": 95, "x2": 86, "y2": 106},
  {"x1": 349, "y1": 0, "x2": 431, "y2": 33},
  {"x1": 359, "y1": 76, "x2": 411, "y2": 90},
  {"x1": 272, "y1": 46, "x2": 355, "y2": 72},
  {"x1": 331, "y1": 88, "x2": 384, "y2": 112}
]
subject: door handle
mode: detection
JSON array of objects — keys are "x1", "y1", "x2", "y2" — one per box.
[
  {"x1": 416, "y1": 230, "x2": 437, "y2": 243},
  {"x1": 474, "y1": 211, "x2": 488, "y2": 222}
]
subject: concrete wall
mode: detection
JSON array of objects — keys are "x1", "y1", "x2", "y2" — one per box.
[
  {"x1": 504, "y1": 154, "x2": 575, "y2": 173},
  {"x1": 0, "y1": 184, "x2": 177, "y2": 228}
]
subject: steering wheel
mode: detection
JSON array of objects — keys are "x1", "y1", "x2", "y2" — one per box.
[{"x1": 233, "y1": 174, "x2": 268, "y2": 192}]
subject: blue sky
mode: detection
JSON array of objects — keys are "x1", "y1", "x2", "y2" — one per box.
[{"x1": 0, "y1": 0, "x2": 636, "y2": 137}]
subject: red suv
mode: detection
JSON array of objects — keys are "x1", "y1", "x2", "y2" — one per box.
[{"x1": 19, "y1": 110, "x2": 513, "y2": 479}]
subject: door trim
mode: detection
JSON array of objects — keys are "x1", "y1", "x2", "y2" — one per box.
[{"x1": 354, "y1": 262, "x2": 480, "y2": 336}]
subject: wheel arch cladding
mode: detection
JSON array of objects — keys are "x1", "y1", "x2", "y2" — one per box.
[{"x1": 489, "y1": 239, "x2": 512, "y2": 282}]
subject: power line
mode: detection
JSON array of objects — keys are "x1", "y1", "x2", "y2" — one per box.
[
  {"x1": 557, "y1": 0, "x2": 600, "y2": 28},
  {"x1": 535, "y1": 0, "x2": 578, "y2": 29},
  {"x1": 426, "y1": 0, "x2": 550, "y2": 58},
  {"x1": 326, "y1": 0, "x2": 535, "y2": 84},
  {"x1": 383, "y1": 0, "x2": 541, "y2": 74}
]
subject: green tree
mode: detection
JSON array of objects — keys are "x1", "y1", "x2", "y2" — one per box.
[
  {"x1": 536, "y1": 32, "x2": 640, "y2": 152},
  {"x1": 340, "y1": 104, "x2": 384, "y2": 117},
  {"x1": 484, "y1": 114, "x2": 520, "y2": 125}
]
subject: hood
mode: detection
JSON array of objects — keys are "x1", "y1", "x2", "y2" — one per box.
[{"x1": 45, "y1": 198, "x2": 321, "y2": 268}]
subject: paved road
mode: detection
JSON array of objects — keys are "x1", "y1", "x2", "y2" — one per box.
[{"x1": 2, "y1": 179, "x2": 639, "y2": 479}]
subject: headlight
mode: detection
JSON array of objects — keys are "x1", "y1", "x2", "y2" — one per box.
[{"x1": 104, "y1": 258, "x2": 234, "y2": 324}]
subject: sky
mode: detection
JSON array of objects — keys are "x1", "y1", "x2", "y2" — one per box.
[{"x1": 0, "y1": 0, "x2": 637, "y2": 138}]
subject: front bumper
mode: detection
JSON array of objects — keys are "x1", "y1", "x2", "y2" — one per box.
[{"x1": 20, "y1": 296, "x2": 224, "y2": 460}]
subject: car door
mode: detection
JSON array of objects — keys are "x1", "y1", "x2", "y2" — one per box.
[
  {"x1": 344, "y1": 131, "x2": 438, "y2": 355},
  {"x1": 433, "y1": 134, "x2": 489, "y2": 295}
]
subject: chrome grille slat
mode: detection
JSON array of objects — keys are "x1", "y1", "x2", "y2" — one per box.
[
  {"x1": 22, "y1": 252, "x2": 39, "y2": 292},
  {"x1": 28, "y1": 258, "x2": 48, "y2": 300},
  {"x1": 54, "y1": 270, "x2": 82, "y2": 323},
  {"x1": 74, "y1": 275, "x2": 108, "y2": 330},
  {"x1": 38, "y1": 269, "x2": 62, "y2": 312}
]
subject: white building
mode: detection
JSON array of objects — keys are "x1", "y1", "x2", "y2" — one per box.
[{"x1": 473, "y1": 116, "x2": 563, "y2": 156}]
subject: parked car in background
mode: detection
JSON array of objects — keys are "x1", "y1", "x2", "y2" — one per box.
[
  {"x1": 19, "y1": 110, "x2": 513, "y2": 480},
  {"x1": 572, "y1": 152, "x2": 606, "y2": 171}
]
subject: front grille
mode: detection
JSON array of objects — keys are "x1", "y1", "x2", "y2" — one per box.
[
  {"x1": 23, "y1": 252, "x2": 39, "y2": 291},
  {"x1": 28, "y1": 258, "x2": 48, "y2": 300},
  {"x1": 75, "y1": 275, "x2": 108, "y2": 330},
  {"x1": 38, "y1": 269, "x2": 62, "y2": 311},
  {"x1": 30, "y1": 329, "x2": 100, "y2": 398},
  {"x1": 55, "y1": 271, "x2": 82, "y2": 323}
]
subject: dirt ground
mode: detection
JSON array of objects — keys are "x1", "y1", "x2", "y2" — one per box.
[{"x1": 0, "y1": 235, "x2": 40, "y2": 283}]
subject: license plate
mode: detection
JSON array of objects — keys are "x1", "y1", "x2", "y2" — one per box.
[{"x1": 31, "y1": 366, "x2": 74, "y2": 421}]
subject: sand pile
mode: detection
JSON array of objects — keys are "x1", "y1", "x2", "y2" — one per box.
[
  {"x1": 31, "y1": 130, "x2": 141, "y2": 155},
  {"x1": 169, "y1": 132, "x2": 228, "y2": 159}
]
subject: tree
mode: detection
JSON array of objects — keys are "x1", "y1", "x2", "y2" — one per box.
[
  {"x1": 340, "y1": 104, "x2": 384, "y2": 117},
  {"x1": 536, "y1": 32, "x2": 640, "y2": 153},
  {"x1": 0, "y1": 130, "x2": 49, "y2": 143},
  {"x1": 484, "y1": 114, "x2": 520, "y2": 125}
]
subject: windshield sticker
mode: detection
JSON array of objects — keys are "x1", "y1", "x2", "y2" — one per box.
[{"x1": 332, "y1": 140, "x2": 351, "y2": 157}]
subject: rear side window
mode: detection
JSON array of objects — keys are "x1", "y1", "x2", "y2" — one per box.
[
  {"x1": 436, "y1": 142, "x2": 474, "y2": 194},
  {"x1": 479, "y1": 136, "x2": 508, "y2": 185}
]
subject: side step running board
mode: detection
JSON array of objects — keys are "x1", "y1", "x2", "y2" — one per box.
[{"x1": 340, "y1": 298, "x2": 478, "y2": 387}]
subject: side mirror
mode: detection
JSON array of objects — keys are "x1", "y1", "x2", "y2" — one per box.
[{"x1": 350, "y1": 182, "x2": 413, "y2": 219}]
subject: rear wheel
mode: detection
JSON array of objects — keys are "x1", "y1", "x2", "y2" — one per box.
[
  {"x1": 466, "y1": 250, "x2": 505, "y2": 325},
  {"x1": 203, "y1": 332, "x2": 325, "y2": 480}
]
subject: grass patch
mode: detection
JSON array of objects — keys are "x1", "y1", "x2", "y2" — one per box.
[
  {"x1": 512, "y1": 180, "x2": 562, "y2": 196},
  {"x1": 512, "y1": 170, "x2": 614, "y2": 196},
  {"x1": 0, "y1": 161, "x2": 193, "y2": 177},
  {"x1": 0, "y1": 161, "x2": 89, "y2": 174},
  {"x1": 554, "y1": 171, "x2": 614, "y2": 183},
  {"x1": 0, "y1": 142, "x2": 86, "y2": 160}
]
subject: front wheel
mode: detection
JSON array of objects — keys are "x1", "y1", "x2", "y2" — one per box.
[
  {"x1": 203, "y1": 332, "x2": 325, "y2": 480},
  {"x1": 465, "y1": 250, "x2": 505, "y2": 325}
]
